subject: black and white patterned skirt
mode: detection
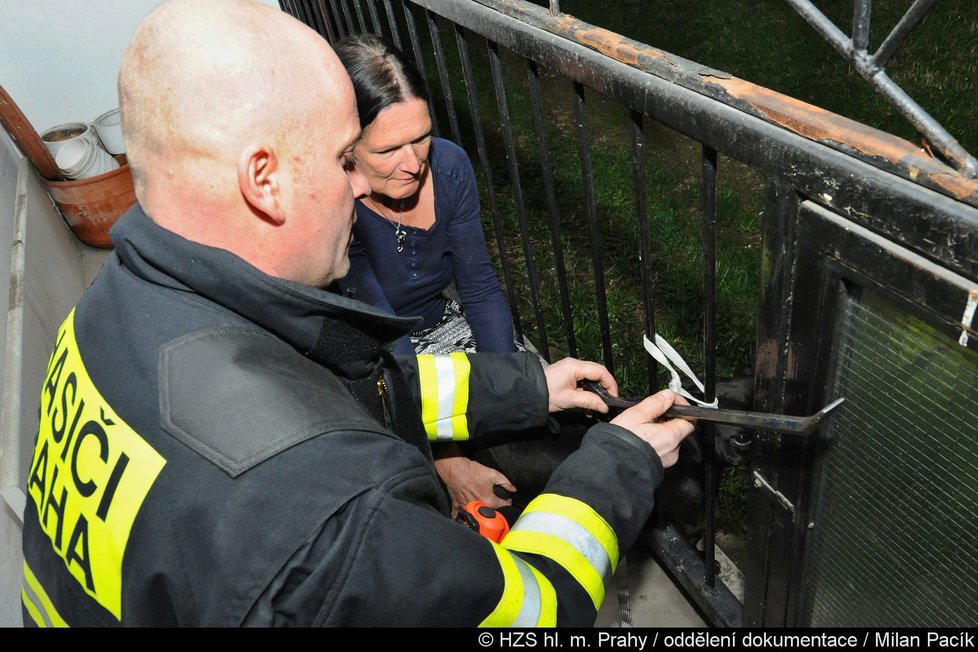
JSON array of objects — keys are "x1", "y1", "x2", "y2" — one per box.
[{"x1": 410, "y1": 299, "x2": 528, "y2": 355}]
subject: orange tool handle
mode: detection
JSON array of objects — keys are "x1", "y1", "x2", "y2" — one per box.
[{"x1": 456, "y1": 500, "x2": 510, "y2": 542}]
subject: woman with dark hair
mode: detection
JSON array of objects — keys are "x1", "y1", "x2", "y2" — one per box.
[
  {"x1": 333, "y1": 34, "x2": 523, "y2": 515},
  {"x1": 334, "y1": 34, "x2": 517, "y2": 358}
]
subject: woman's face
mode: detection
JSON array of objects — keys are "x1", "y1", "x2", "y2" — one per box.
[{"x1": 354, "y1": 97, "x2": 432, "y2": 201}]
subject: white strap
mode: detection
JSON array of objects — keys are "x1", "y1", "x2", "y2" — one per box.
[{"x1": 643, "y1": 334, "x2": 718, "y2": 408}]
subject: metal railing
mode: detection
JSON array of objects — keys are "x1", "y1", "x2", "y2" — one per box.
[
  {"x1": 280, "y1": 0, "x2": 978, "y2": 627},
  {"x1": 786, "y1": 0, "x2": 978, "y2": 179}
]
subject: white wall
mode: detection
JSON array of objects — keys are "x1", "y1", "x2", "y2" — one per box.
[
  {"x1": 0, "y1": 0, "x2": 282, "y2": 627},
  {"x1": 0, "y1": 0, "x2": 280, "y2": 139},
  {"x1": 0, "y1": 130, "x2": 99, "y2": 628}
]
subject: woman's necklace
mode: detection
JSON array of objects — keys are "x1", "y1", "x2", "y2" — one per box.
[
  {"x1": 368, "y1": 196, "x2": 407, "y2": 253},
  {"x1": 392, "y1": 200, "x2": 406, "y2": 253}
]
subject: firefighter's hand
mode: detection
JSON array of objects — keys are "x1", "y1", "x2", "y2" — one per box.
[
  {"x1": 610, "y1": 389, "x2": 695, "y2": 468},
  {"x1": 544, "y1": 358, "x2": 618, "y2": 414},
  {"x1": 433, "y1": 444, "x2": 516, "y2": 517}
]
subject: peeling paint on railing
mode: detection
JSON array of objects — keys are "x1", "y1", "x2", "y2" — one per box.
[{"x1": 469, "y1": 0, "x2": 978, "y2": 207}]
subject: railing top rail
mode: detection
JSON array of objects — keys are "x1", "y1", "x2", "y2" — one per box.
[{"x1": 416, "y1": 0, "x2": 978, "y2": 210}]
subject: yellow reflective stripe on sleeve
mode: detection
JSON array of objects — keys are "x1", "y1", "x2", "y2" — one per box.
[
  {"x1": 501, "y1": 494, "x2": 620, "y2": 611},
  {"x1": 479, "y1": 540, "x2": 526, "y2": 626},
  {"x1": 526, "y1": 561, "x2": 557, "y2": 626},
  {"x1": 417, "y1": 353, "x2": 470, "y2": 441},
  {"x1": 449, "y1": 353, "x2": 470, "y2": 439},
  {"x1": 22, "y1": 587, "x2": 44, "y2": 627},
  {"x1": 503, "y1": 530, "x2": 606, "y2": 610},
  {"x1": 523, "y1": 494, "x2": 619, "y2": 570},
  {"x1": 22, "y1": 561, "x2": 68, "y2": 627},
  {"x1": 419, "y1": 354, "x2": 439, "y2": 439},
  {"x1": 480, "y1": 541, "x2": 556, "y2": 627}
]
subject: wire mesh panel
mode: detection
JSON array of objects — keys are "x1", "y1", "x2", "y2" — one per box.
[{"x1": 802, "y1": 288, "x2": 978, "y2": 626}]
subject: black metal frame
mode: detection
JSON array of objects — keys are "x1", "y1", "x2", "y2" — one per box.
[
  {"x1": 280, "y1": 0, "x2": 978, "y2": 627},
  {"x1": 749, "y1": 197, "x2": 978, "y2": 626}
]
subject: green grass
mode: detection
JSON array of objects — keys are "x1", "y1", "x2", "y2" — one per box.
[
  {"x1": 462, "y1": 66, "x2": 764, "y2": 391},
  {"x1": 554, "y1": 0, "x2": 978, "y2": 157},
  {"x1": 405, "y1": 1, "x2": 974, "y2": 545}
]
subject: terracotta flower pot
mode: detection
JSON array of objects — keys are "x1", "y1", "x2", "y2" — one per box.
[
  {"x1": 40, "y1": 155, "x2": 136, "y2": 248},
  {"x1": 1, "y1": 85, "x2": 136, "y2": 248}
]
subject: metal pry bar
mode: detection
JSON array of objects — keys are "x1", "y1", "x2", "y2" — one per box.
[{"x1": 579, "y1": 380, "x2": 845, "y2": 436}]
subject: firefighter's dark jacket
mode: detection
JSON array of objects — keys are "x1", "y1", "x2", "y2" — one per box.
[{"x1": 21, "y1": 205, "x2": 664, "y2": 627}]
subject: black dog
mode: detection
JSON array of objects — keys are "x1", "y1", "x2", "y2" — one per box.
[
  {"x1": 655, "y1": 372, "x2": 754, "y2": 545},
  {"x1": 463, "y1": 372, "x2": 755, "y2": 539}
]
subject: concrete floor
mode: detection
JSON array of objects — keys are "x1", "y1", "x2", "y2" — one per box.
[
  {"x1": 595, "y1": 538, "x2": 708, "y2": 628},
  {"x1": 594, "y1": 530, "x2": 748, "y2": 628}
]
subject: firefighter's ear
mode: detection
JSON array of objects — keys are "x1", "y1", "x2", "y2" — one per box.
[{"x1": 237, "y1": 143, "x2": 286, "y2": 225}]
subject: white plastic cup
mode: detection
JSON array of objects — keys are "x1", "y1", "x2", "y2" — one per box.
[
  {"x1": 93, "y1": 108, "x2": 125, "y2": 155},
  {"x1": 41, "y1": 121, "x2": 100, "y2": 161},
  {"x1": 55, "y1": 138, "x2": 120, "y2": 180},
  {"x1": 55, "y1": 139, "x2": 96, "y2": 178},
  {"x1": 87, "y1": 146, "x2": 120, "y2": 177}
]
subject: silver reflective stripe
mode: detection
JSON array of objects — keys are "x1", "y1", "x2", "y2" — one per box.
[
  {"x1": 512, "y1": 512, "x2": 613, "y2": 584},
  {"x1": 22, "y1": 577, "x2": 52, "y2": 628},
  {"x1": 511, "y1": 555, "x2": 543, "y2": 626},
  {"x1": 434, "y1": 355, "x2": 456, "y2": 439},
  {"x1": 433, "y1": 426, "x2": 455, "y2": 442}
]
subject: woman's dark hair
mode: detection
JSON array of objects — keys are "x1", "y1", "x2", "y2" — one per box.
[{"x1": 333, "y1": 34, "x2": 429, "y2": 129}]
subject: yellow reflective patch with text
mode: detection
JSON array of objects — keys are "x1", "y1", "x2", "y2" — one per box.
[{"x1": 27, "y1": 309, "x2": 166, "y2": 620}]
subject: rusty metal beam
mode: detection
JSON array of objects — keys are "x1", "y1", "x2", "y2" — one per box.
[
  {"x1": 427, "y1": 0, "x2": 978, "y2": 202},
  {"x1": 410, "y1": 0, "x2": 978, "y2": 278},
  {"x1": 785, "y1": 0, "x2": 975, "y2": 179}
]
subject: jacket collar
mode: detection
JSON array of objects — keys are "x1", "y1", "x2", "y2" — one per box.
[{"x1": 110, "y1": 205, "x2": 418, "y2": 374}]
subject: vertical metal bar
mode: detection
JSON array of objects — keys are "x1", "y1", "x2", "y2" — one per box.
[
  {"x1": 365, "y1": 0, "x2": 383, "y2": 36},
  {"x1": 278, "y1": 0, "x2": 297, "y2": 19},
  {"x1": 296, "y1": 0, "x2": 327, "y2": 42},
  {"x1": 313, "y1": 0, "x2": 336, "y2": 43},
  {"x1": 337, "y1": 0, "x2": 355, "y2": 37},
  {"x1": 549, "y1": 1, "x2": 561, "y2": 16},
  {"x1": 488, "y1": 42, "x2": 549, "y2": 359},
  {"x1": 873, "y1": 0, "x2": 937, "y2": 69},
  {"x1": 351, "y1": 0, "x2": 368, "y2": 32},
  {"x1": 527, "y1": 59, "x2": 573, "y2": 360},
  {"x1": 427, "y1": 9, "x2": 463, "y2": 145},
  {"x1": 744, "y1": 180, "x2": 799, "y2": 626},
  {"x1": 323, "y1": 0, "x2": 345, "y2": 39},
  {"x1": 701, "y1": 144, "x2": 719, "y2": 589},
  {"x1": 285, "y1": 0, "x2": 308, "y2": 26},
  {"x1": 308, "y1": 0, "x2": 329, "y2": 38},
  {"x1": 401, "y1": 0, "x2": 440, "y2": 139},
  {"x1": 573, "y1": 82, "x2": 614, "y2": 373},
  {"x1": 383, "y1": 0, "x2": 403, "y2": 50},
  {"x1": 851, "y1": 0, "x2": 871, "y2": 53},
  {"x1": 631, "y1": 110, "x2": 658, "y2": 392},
  {"x1": 299, "y1": 0, "x2": 313, "y2": 23},
  {"x1": 454, "y1": 26, "x2": 523, "y2": 341}
]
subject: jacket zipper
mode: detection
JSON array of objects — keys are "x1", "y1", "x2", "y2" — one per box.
[{"x1": 377, "y1": 375, "x2": 393, "y2": 429}]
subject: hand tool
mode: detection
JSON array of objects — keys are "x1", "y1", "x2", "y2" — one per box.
[
  {"x1": 580, "y1": 380, "x2": 844, "y2": 436},
  {"x1": 456, "y1": 500, "x2": 510, "y2": 542}
]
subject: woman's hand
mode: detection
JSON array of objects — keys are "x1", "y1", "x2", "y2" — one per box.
[{"x1": 433, "y1": 443, "x2": 516, "y2": 518}]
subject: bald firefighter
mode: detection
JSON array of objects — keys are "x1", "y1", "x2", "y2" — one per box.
[{"x1": 21, "y1": 0, "x2": 693, "y2": 627}]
